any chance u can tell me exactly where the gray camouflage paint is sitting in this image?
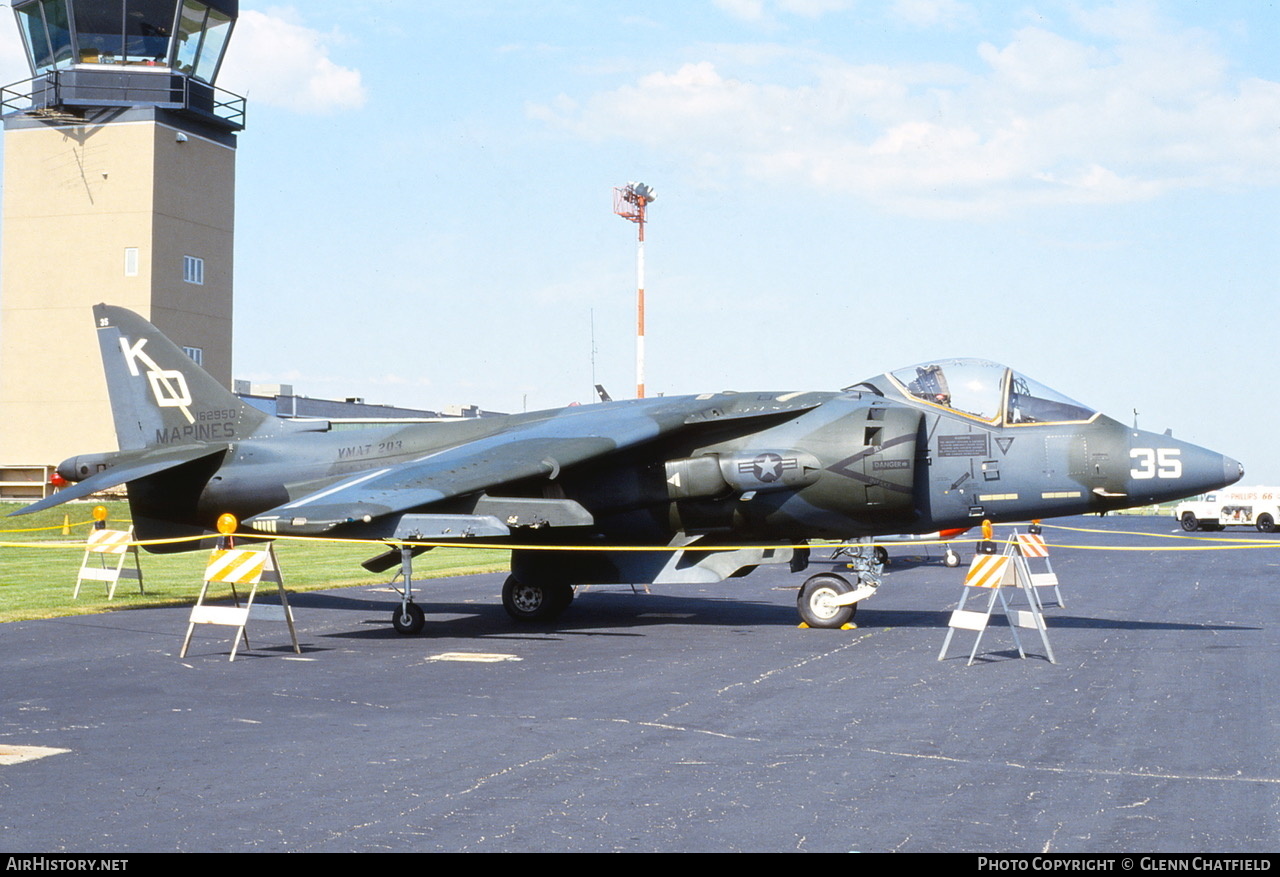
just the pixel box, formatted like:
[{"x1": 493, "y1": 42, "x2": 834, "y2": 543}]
[{"x1": 17, "y1": 305, "x2": 1243, "y2": 589}]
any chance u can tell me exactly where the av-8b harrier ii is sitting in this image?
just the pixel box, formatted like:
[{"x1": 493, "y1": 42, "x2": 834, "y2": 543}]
[{"x1": 17, "y1": 305, "x2": 1242, "y2": 633}]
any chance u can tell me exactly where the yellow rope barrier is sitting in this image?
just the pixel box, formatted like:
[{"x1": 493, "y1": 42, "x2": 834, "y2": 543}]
[
  {"x1": 0, "y1": 518, "x2": 99, "y2": 534},
  {"x1": 2, "y1": 527, "x2": 1278, "y2": 554},
  {"x1": 1039, "y1": 521, "x2": 1261, "y2": 544}
]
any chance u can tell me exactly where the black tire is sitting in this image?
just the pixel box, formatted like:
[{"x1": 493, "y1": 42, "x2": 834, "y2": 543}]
[
  {"x1": 873, "y1": 546, "x2": 889, "y2": 566},
  {"x1": 944, "y1": 550, "x2": 961, "y2": 568},
  {"x1": 1257, "y1": 514, "x2": 1276, "y2": 533},
  {"x1": 1180, "y1": 513, "x2": 1200, "y2": 532},
  {"x1": 392, "y1": 602, "x2": 425, "y2": 635},
  {"x1": 797, "y1": 573, "x2": 857, "y2": 629},
  {"x1": 502, "y1": 575, "x2": 572, "y2": 622}
]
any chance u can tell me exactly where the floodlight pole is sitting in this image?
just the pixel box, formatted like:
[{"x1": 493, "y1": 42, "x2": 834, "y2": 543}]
[
  {"x1": 635, "y1": 204, "x2": 646, "y2": 399},
  {"x1": 614, "y1": 183, "x2": 655, "y2": 399}
]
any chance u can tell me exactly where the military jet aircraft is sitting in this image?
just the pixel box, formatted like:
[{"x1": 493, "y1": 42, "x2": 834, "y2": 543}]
[{"x1": 16, "y1": 305, "x2": 1242, "y2": 633}]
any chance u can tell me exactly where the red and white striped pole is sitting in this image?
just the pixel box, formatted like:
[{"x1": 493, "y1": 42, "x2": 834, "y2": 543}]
[
  {"x1": 635, "y1": 198, "x2": 646, "y2": 399},
  {"x1": 614, "y1": 182, "x2": 656, "y2": 399}
]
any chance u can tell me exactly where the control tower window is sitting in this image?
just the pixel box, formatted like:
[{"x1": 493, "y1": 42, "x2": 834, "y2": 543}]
[
  {"x1": 64, "y1": 1, "x2": 189, "y2": 66},
  {"x1": 174, "y1": 1, "x2": 233, "y2": 83},
  {"x1": 123, "y1": 0, "x2": 177, "y2": 64},
  {"x1": 69, "y1": 0, "x2": 125, "y2": 62},
  {"x1": 16, "y1": 0, "x2": 73, "y2": 74}
]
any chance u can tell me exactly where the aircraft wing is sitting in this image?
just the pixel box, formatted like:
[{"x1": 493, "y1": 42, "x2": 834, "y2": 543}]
[
  {"x1": 10, "y1": 444, "x2": 229, "y2": 516},
  {"x1": 245, "y1": 393, "x2": 823, "y2": 537}
]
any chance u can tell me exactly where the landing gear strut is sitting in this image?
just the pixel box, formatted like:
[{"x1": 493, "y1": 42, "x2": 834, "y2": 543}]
[
  {"x1": 390, "y1": 545, "x2": 425, "y2": 635},
  {"x1": 801, "y1": 540, "x2": 884, "y2": 628},
  {"x1": 797, "y1": 573, "x2": 858, "y2": 628}
]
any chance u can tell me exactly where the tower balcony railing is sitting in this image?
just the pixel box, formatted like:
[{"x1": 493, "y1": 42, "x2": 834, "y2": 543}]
[{"x1": 0, "y1": 68, "x2": 245, "y2": 130}]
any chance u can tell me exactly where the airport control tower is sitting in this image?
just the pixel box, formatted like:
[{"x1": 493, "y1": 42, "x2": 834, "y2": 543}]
[{"x1": 0, "y1": 0, "x2": 243, "y2": 475}]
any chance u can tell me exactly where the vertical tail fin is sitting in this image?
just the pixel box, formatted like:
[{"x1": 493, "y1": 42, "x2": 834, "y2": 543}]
[{"x1": 94, "y1": 304, "x2": 283, "y2": 450}]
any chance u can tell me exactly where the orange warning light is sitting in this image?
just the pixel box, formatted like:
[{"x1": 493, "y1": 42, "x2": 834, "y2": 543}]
[
  {"x1": 216, "y1": 513, "x2": 238, "y2": 535},
  {"x1": 981, "y1": 519, "x2": 993, "y2": 540},
  {"x1": 92, "y1": 505, "x2": 108, "y2": 522}
]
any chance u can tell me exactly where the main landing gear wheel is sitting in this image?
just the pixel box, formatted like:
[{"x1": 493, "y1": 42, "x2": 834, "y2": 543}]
[
  {"x1": 392, "y1": 602, "x2": 425, "y2": 635},
  {"x1": 873, "y1": 546, "x2": 889, "y2": 566},
  {"x1": 502, "y1": 575, "x2": 573, "y2": 622},
  {"x1": 797, "y1": 573, "x2": 857, "y2": 629}
]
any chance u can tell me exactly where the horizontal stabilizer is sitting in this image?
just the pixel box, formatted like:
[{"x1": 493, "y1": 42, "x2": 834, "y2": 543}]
[{"x1": 10, "y1": 444, "x2": 228, "y2": 516}]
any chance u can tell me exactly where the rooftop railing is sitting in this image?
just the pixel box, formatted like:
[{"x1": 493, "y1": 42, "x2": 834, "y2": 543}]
[{"x1": 0, "y1": 68, "x2": 245, "y2": 130}]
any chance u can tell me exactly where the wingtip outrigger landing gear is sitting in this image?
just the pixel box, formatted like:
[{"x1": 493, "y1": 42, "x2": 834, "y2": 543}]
[
  {"x1": 362, "y1": 543, "x2": 430, "y2": 634},
  {"x1": 800, "y1": 539, "x2": 885, "y2": 629},
  {"x1": 392, "y1": 602, "x2": 425, "y2": 635},
  {"x1": 389, "y1": 544, "x2": 425, "y2": 635}
]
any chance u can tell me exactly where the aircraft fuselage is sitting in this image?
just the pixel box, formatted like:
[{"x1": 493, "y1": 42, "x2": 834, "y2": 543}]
[{"x1": 111, "y1": 387, "x2": 1237, "y2": 547}]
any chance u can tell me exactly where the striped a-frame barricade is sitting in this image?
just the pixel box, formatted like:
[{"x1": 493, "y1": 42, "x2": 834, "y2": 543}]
[
  {"x1": 1015, "y1": 530, "x2": 1065, "y2": 607},
  {"x1": 938, "y1": 537, "x2": 1056, "y2": 666},
  {"x1": 180, "y1": 542, "x2": 300, "y2": 662},
  {"x1": 74, "y1": 527, "x2": 144, "y2": 600}
]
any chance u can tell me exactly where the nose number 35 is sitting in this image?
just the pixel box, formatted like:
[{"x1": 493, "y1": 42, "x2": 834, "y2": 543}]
[{"x1": 1130, "y1": 448, "x2": 1182, "y2": 479}]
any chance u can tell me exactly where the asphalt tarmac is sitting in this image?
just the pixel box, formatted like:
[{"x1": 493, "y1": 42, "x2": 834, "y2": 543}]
[{"x1": 2, "y1": 515, "x2": 1277, "y2": 853}]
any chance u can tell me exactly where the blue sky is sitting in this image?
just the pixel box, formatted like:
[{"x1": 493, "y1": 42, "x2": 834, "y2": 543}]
[{"x1": 2, "y1": 1, "x2": 1278, "y2": 479}]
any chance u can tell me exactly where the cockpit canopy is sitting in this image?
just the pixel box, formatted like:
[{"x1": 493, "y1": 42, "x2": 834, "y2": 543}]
[{"x1": 849, "y1": 359, "x2": 1097, "y2": 427}]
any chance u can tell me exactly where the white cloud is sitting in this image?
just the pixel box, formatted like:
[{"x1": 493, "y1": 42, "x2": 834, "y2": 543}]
[
  {"x1": 531, "y1": 14, "x2": 1280, "y2": 217},
  {"x1": 776, "y1": 0, "x2": 855, "y2": 16},
  {"x1": 714, "y1": 0, "x2": 768, "y2": 21},
  {"x1": 889, "y1": 0, "x2": 976, "y2": 29},
  {"x1": 218, "y1": 8, "x2": 365, "y2": 114},
  {"x1": 713, "y1": 0, "x2": 853, "y2": 23}
]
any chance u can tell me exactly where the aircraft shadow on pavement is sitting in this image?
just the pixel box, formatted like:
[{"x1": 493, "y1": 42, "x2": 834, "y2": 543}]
[
  {"x1": 281, "y1": 587, "x2": 1256, "y2": 641},
  {"x1": 310, "y1": 589, "x2": 798, "y2": 640}
]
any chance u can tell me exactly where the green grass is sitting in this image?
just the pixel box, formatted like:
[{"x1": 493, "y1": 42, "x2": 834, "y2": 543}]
[
  {"x1": 2, "y1": 496, "x2": 1174, "y2": 624},
  {"x1": 0, "y1": 501, "x2": 510, "y2": 623}
]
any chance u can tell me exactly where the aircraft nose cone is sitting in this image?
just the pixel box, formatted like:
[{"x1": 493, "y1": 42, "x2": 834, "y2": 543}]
[
  {"x1": 1181, "y1": 447, "x2": 1243, "y2": 495},
  {"x1": 1123, "y1": 433, "x2": 1242, "y2": 505},
  {"x1": 1223, "y1": 456, "x2": 1244, "y2": 487}
]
